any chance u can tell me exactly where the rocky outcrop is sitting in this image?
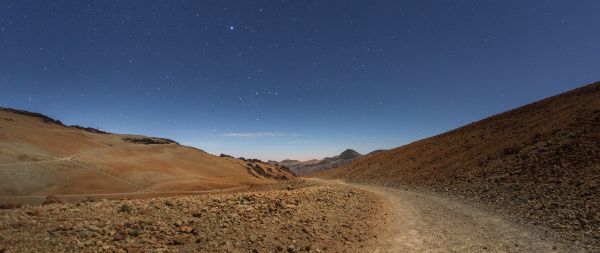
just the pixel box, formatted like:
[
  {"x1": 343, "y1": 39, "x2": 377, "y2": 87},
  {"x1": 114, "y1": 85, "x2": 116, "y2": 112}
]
[
  {"x1": 0, "y1": 107, "x2": 111, "y2": 134},
  {"x1": 70, "y1": 125, "x2": 110, "y2": 134},
  {"x1": 122, "y1": 137, "x2": 178, "y2": 145},
  {"x1": 0, "y1": 107, "x2": 63, "y2": 125}
]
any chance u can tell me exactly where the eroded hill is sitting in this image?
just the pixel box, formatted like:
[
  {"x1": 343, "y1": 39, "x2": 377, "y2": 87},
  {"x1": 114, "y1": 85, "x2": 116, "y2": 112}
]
[
  {"x1": 0, "y1": 108, "x2": 293, "y2": 204},
  {"x1": 320, "y1": 81, "x2": 600, "y2": 248}
]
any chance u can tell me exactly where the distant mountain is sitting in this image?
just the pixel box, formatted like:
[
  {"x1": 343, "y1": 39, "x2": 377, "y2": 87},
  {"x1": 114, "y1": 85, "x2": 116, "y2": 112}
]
[
  {"x1": 278, "y1": 149, "x2": 366, "y2": 175},
  {"x1": 338, "y1": 149, "x2": 362, "y2": 160}
]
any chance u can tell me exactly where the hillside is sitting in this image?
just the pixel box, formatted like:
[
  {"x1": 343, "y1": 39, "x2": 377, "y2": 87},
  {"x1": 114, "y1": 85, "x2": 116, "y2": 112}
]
[
  {"x1": 320, "y1": 82, "x2": 600, "y2": 247},
  {"x1": 0, "y1": 108, "x2": 293, "y2": 204}
]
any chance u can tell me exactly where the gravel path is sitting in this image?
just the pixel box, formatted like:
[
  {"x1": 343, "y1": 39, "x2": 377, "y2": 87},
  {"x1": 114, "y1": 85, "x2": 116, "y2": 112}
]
[
  {"x1": 310, "y1": 178, "x2": 585, "y2": 253},
  {"x1": 1, "y1": 178, "x2": 589, "y2": 252}
]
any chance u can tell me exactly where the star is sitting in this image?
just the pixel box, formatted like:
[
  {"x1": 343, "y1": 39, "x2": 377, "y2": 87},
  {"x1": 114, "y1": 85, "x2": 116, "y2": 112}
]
[{"x1": 229, "y1": 26, "x2": 235, "y2": 30}]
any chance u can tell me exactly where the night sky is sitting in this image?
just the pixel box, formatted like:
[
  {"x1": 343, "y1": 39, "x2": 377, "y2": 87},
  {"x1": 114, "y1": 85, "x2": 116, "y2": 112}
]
[{"x1": 1, "y1": 1, "x2": 599, "y2": 160}]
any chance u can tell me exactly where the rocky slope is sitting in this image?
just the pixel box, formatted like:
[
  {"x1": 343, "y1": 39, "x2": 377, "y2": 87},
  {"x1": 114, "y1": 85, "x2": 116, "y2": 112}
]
[
  {"x1": 320, "y1": 81, "x2": 600, "y2": 249},
  {"x1": 0, "y1": 108, "x2": 293, "y2": 205},
  {"x1": 0, "y1": 180, "x2": 388, "y2": 252}
]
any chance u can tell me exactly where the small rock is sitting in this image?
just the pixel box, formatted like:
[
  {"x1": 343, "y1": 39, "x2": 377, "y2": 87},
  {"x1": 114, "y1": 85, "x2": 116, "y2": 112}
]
[
  {"x1": 174, "y1": 220, "x2": 183, "y2": 227},
  {"x1": 173, "y1": 235, "x2": 187, "y2": 245},
  {"x1": 62, "y1": 222, "x2": 74, "y2": 231},
  {"x1": 118, "y1": 204, "x2": 132, "y2": 213},
  {"x1": 49, "y1": 222, "x2": 73, "y2": 232},
  {"x1": 249, "y1": 234, "x2": 258, "y2": 243},
  {"x1": 139, "y1": 207, "x2": 149, "y2": 215},
  {"x1": 180, "y1": 226, "x2": 193, "y2": 233},
  {"x1": 42, "y1": 195, "x2": 64, "y2": 205},
  {"x1": 286, "y1": 245, "x2": 298, "y2": 253},
  {"x1": 25, "y1": 209, "x2": 41, "y2": 216},
  {"x1": 129, "y1": 229, "x2": 141, "y2": 237},
  {"x1": 113, "y1": 231, "x2": 125, "y2": 241},
  {"x1": 126, "y1": 247, "x2": 142, "y2": 253},
  {"x1": 275, "y1": 200, "x2": 286, "y2": 208}
]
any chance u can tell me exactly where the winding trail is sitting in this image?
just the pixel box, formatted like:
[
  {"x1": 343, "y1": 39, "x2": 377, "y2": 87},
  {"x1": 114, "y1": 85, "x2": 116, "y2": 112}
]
[{"x1": 309, "y1": 178, "x2": 574, "y2": 253}]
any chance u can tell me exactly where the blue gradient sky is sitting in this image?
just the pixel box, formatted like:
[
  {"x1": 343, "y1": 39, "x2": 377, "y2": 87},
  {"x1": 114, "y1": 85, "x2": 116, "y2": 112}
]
[{"x1": 1, "y1": 1, "x2": 599, "y2": 160}]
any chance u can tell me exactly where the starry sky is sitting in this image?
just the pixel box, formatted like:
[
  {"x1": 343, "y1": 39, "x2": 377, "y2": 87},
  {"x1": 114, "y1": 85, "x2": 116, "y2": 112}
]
[{"x1": 1, "y1": 1, "x2": 599, "y2": 161}]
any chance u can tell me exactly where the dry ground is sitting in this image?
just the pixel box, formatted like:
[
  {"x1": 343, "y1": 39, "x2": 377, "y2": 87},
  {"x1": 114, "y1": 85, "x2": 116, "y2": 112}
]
[
  {"x1": 0, "y1": 108, "x2": 293, "y2": 204},
  {"x1": 319, "y1": 81, "x2": 600, "y2": 249},
  {"x1": 0, "y1": 179, "x2": 388, "y2": 253},
  {"x1": 2, "y1": 178, "x2": 590, "y2": 252},
  {"x1": 313, "y1": 179, "x2": 587, "y2": 252}
]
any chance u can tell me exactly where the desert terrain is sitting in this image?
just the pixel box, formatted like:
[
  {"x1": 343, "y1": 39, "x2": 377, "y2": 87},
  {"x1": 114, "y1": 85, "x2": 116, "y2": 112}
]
[
  {"x1": 0, "y1": 82, "x2": 599, "y2": 252},
  {"x1": 320, "y1": 81, "x2": 600, "y2": 250},
  {"x1": 0, "y1": 179, "x2": 389, "y2": 252},
  {"x1": 0, "y1": 108, "x2": 293, "y2": 205}
]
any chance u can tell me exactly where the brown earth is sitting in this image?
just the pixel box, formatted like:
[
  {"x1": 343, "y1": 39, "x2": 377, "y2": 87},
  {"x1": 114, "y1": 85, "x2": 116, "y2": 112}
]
[
  {"x1": 1, "y1": 82, "x2": 598, "y2": 252},
  {"x1": 0, "y1": 177, "x2": 580, "y2": 252},
  {"x1": 319, "y1": 81, "x2": 600, "y2": 250},
  {"x1": 0, "y1": 179, "x2": 388, "y2": 253},
  {"x1": 0, "y1": 108, "x2": 293, "y2": 205}
]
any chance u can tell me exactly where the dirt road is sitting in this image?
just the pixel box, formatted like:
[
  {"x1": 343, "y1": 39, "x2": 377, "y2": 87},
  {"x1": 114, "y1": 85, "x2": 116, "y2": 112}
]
[{"x1": 310, "y1": 178, "x2": 580, "y2": 253}]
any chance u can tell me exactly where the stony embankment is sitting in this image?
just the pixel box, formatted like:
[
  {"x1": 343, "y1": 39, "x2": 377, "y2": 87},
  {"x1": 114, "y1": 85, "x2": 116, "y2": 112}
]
[{"x1": 0, "y1": 180, "x2": 388, "y2": 252}]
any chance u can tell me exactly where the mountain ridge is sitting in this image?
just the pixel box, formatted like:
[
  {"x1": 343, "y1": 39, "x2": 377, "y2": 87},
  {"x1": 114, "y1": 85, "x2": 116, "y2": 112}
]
[{"x1": 274, "y1": 148, "x2": 368, "y2": 175}]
